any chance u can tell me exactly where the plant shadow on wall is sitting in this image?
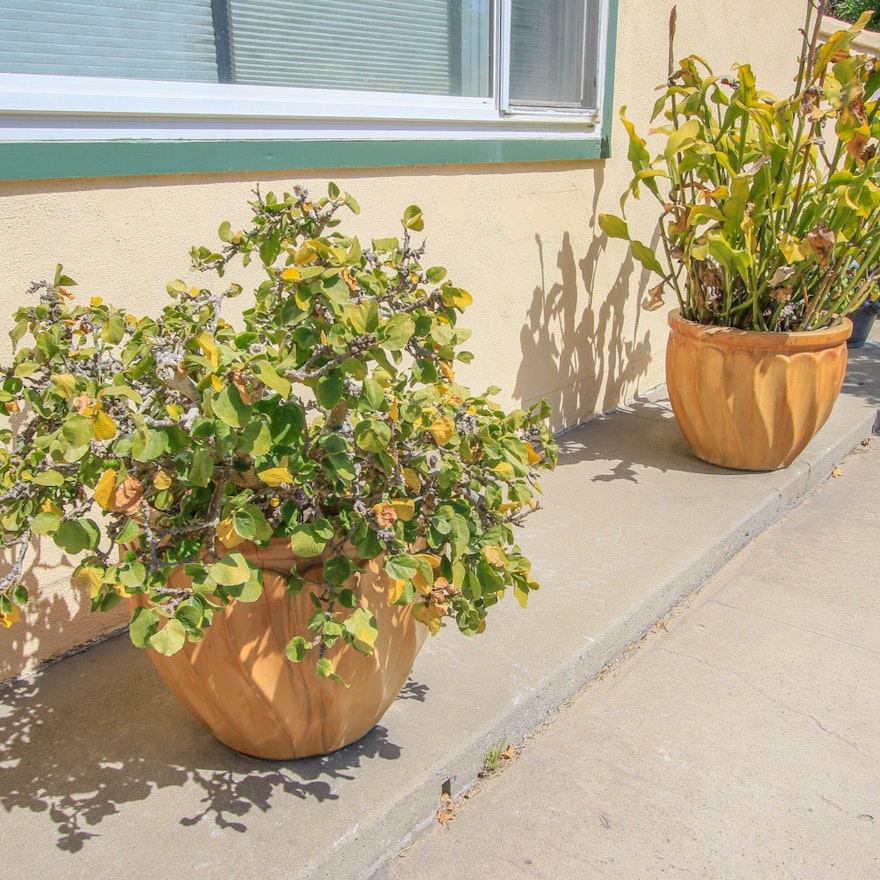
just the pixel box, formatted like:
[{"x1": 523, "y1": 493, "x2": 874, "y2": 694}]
[
  {"x1": 515, "y1": 180, "x2": 652, "y2": 429},
  {"x1": 0, "y1": 536, "x2": 128, "y2": 683},
  {"x1": 0, "y1": 635, "x2": 426, "y2": 853}
]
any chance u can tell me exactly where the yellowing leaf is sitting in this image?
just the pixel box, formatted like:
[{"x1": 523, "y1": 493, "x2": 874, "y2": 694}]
[
  {"x1": 41, "y1": 499, "x2": 63, "y2": 516},
  {"x1": 94, "y1": 469, "x2": 119, "y2": 511},
  {"x1": 217, "y1": 517, "x2": 245, "y2": 549},
  {"x1": 403, "y1": 468, "x2": 421, "y2": 491},
  {"x1": 294, "y1": 245, "x2": 317, "y2": 265},
  {"x1": 413, "y1": 570, "x2": 432, "y2": 595},
  {"x1": 282, "y1": 266, "x2": 302, "y2": 281},
  {"x1": 426, "y1": 417, "x2": 455, "y2": 446},
  {"x1": 387, "y1": 578, "x2": 407, "y2": 605},
  {"x1": 258, "y1": 466, "x2": 294, "y2": 487},
  {"x1": 390, "y1": 499, "x2": 415, "y2": 522},
  {"x1": 412, "y1": 601, "x2": 444, "y2": 635},
  {"x1": 73, "y1": 564, "x2": 104, "y2": 598},
  {"x1": 492, "y1": 461, "x2": 515, "y2": 480},
  {"x1": 210, "y1": 375, "x2": 223, "y2": 392},
  {"x1": 0, "y1": 604, "x2": 21, "y2": 628},
  {"x1": 92, "y1": 411, "x2": 117, "y2": 441},
  {"x1": 90, "y1": 296, "x2": 103, "y2": 306},
  {"x1": 166, "y1": 403, "x2": 184, "y2": 420},
  {"x1": 416, "y1": 553, "x2": 442, "y2": 570},
  {"x1": 154, "y1": 471, "x2": 173, "y2": 490},
  {"x1": 481, "y1": 546, "x2": 507, "y2": 568},
  {"x1": 195, "y1": 332, "x2": 219, "y2": 370},
  {"x1": 525, "y1": 443, "x2": 542, "y2": 465},
  {"x1": 514, "y1": 585, "x2": 529, "y2": 609},
  {"x1": 441, "y1": 287, "x2": 473, "y2": 309},
  {"x1": 51, "y1": 373, "x2": 77, "y2": 400}
]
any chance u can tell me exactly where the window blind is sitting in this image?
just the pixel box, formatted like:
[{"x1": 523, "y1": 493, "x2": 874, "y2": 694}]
[
  {"x1": 0, "y1": 0, "x2": 219, "y2": 82},
  {"x1": 509, "y1": 0, "x2": 599, "y2": 109},
  {"x1": 225, "y1": 0, "x2": 491, "y2": 97}
]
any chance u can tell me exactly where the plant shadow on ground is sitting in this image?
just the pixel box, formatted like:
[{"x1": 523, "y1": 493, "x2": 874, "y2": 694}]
[
  {"x1": 0, "y1": 633, "x2": 425, "y2": 852},
  {"x1": 843, "y1": 340, "x2": 880, "y2": 410}
]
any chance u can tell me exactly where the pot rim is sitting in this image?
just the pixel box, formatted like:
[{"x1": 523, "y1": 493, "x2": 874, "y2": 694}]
[{"x1": 668, "y1": 309, "x2": 853, "y2": 352}]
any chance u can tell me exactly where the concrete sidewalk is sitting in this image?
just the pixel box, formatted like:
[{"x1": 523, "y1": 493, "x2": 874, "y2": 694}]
[
  {"x1": 380, "y1": 423, "x2": 880, "y2": 880},
  {"x1": 2, "y1": 335, "x2": 880, "y2": 880}
]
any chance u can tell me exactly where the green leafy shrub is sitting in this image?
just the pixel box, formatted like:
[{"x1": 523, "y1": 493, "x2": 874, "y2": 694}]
[
  {"x1": 829, "y1": 0, "x2": 880, "y2": 31},
  {"x1": 0, "y1": 184, "x2": 556, "y2": 681}
]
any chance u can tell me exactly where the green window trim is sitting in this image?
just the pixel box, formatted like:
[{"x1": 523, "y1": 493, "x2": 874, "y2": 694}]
[
  {"x1": 0, "y1": 2, "x2": 617, "y2": 183},
  {"x1": 0, "y1": 137, "x2": 609, "y2": 182}
]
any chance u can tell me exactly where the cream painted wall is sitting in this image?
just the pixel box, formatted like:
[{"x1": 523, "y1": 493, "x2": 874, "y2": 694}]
[{"x1": 0, "y1": 0, "x2": 807, "y2": 681}]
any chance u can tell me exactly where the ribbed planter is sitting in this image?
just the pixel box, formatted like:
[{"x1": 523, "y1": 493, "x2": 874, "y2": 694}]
[
  {"x1": 136, "y1": 540, "x2": 425, "y2": 760},
  {"x1": 666, "y1": 310, "x2": 851, "y2": 471}
]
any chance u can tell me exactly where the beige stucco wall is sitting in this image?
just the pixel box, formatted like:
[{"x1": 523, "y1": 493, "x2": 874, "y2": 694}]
[{"x1": 0, "y1": 0, "x2": 808, "y2": 681}]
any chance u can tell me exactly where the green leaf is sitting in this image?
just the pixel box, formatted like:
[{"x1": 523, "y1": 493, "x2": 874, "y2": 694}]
[
  {"x1": 31, "y1": 511, "x2": 61, "y2": 536},
  {"x1": 426, "y1": 266, "x2": 447, "y2": 284},
  {"x1": 402, "y1": 205, "x2": 424, "y2": 231},
  {"x1": 598, "y1": 213, "x2": 630, "y2": 240},
  {"x1": 664, "y1": 118, "x2": 702, "y2": 161},
  {"x1": 132, "y1": 429, "x2": 169, "y2": 462},
  {"x1": 233, "y1": 505, "x2": 273, "y2": 543},
  {"x1": 252, "y1": 361, "x2": 291, "y2": 398},
  {"x1": 316, "y1": 656, "x2": 349, "y2": 686},
  {"x1": 316, "y1": 370, "x2": 344, "y2": 408},
  {"x1": 129, "y1": 606, "x2": 159, "y2": 648},
  {"x1": 100, "y1": 313, "x2": 126, "y2": 345},
  {"x1": 213, "y1": 384, "x2": 252, "y2": 427},
  {"x1": 269, "y1": 404, "x2": 305, "y2": 445},
  {"x1": 149, "y1": 619, "x2": 187, "y2": 656},
  {"x1": 208, "y1": 551, "x2": 251, "y2": 587},
  {"x1": 237, "y1": 420, "x2": 272, "y2": 456},
  {"x1": 630, "y1": 239, "x2": 666, "y2": 276},
  {"x1": 385, "y1": 554, "x2": 419, "y2": 580},
  {"x1": 382, "y1": 314, "x2": 415, "y2": 351},
  {"x1": 54, "y1": 520, "x2": 92, "y2": 554},
  {"x1": 32, "y1": 470, "x2": 65, "y2": 487},
  {"x1": 350, "y1": 300, "x2": 379, "y2": 334},
  {"x1": 343, "y1": 607, "x2": 378, "y2": 654},
  {"x1": 289, "y1": 523, "x2": 330, "y2": 558},
  {"x1": 361, "y1": 378, "x2": 386, "y2": 410},
  {"x1": 117, "y1": 519, "x2": 140, "y2": 545},
  {"x1": 50, "y1": 374, "x2": 77, "y2": 399},
  {"x1": 354, "y1": 419, "x2": 392, "y2": 453},
  {"x1": 189, "y1": 449, "x2": 214, "y2": 488},
  {"x1": 118, "y1": 561, "x2": 147, "y2": 588},
  {"x1": 372, "y1": 237, "x2": 399, "y2": 253},
  {"x1": 285, "y1": 635, "x2": 310, "y2": 662},
  {"x1": 324, "y1": 555, "x2": 357, "y2": 585}
]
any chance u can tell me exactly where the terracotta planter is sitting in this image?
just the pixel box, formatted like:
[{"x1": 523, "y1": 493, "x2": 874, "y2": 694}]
[
  {"x1": 666, "y1": 310, "x2": 851, "y2": 471},
  {"x1": 135, "y1": 540, "x2": 426, "y2": 760}
]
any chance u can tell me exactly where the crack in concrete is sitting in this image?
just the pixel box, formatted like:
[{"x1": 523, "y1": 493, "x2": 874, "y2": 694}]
[
  {"x1": 706, "y1": 599, "x2": 880, "y2": 657},
  {"x1": 657, "y1": 647, "x2": 880, "y2": 766}
]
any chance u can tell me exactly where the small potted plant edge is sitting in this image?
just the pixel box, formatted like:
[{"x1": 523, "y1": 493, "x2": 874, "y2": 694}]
[
  {"x1": 0, "y1": 184, "x2": 557, "y2": 759},
  {"x1": 599, "y1": 1, "x2": 880, "y2": 470}
]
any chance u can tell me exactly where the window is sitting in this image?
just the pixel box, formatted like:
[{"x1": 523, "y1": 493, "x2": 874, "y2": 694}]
[{"x1": 0, "y1": 1, "x2": 618, "y2": 179}]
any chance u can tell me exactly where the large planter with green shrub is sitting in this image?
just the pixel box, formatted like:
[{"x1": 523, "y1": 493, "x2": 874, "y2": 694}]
[{"x1": 0, "y1": 184, "x2": 556, "y2": 758}]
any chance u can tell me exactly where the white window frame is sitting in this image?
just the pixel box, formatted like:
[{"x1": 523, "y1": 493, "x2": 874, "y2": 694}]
[{"x1": 0, "y1": 0, "x2": 610, "y2": 143}]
